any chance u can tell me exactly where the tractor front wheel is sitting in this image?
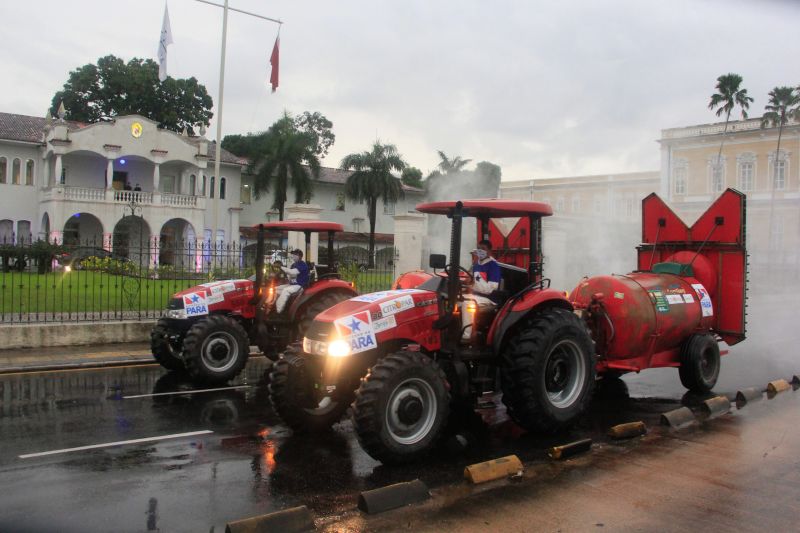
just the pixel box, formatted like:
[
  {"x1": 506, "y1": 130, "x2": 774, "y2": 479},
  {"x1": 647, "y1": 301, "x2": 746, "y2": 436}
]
[
  {"x1": 351, "y1": 351, "x2": 450, "y2": 465},
  {"x1": 500, "y1": 308, "x2": 596, "y2": 433},
  {"x1": 679, "y1": 334, "x2": 720, "y2": 393},
  {"x1": 268, "y1": 348, "x2": 350, "y2": 432},
  {"x1": 183, "y1": 315, "x2": 249, "y2": 384},
  {"x1": 150, "y1": 318, "x2": 185, "y2": 371}
]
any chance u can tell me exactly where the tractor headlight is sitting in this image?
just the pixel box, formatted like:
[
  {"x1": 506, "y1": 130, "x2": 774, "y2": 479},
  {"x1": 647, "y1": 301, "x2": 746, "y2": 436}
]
[
  {"x1": 327, "y1": 339, "x2": 351, "y2": 358},
  {"x1": 166, "y1": 308, "x2": 187, "y2": 319}
]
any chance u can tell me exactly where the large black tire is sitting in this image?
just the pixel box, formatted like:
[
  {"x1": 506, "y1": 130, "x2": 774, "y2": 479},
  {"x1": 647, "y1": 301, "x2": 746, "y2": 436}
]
[
  {"x1": 678, "y1": 333, "x2": 720, "y2": 393},
  {"x1": 268, "y1": 348, "x2": 351, "y2": 432},
  {"x1": 296, "y1": 291, "x2": 353, "y2": 338},
  {"x1": 183, "y1": 315, "x2": 250, "y2": 384},
  {"x1": 500, "y1": 307, "x2": 596, "y2": 433},
  {"x1": 150, "y1": 318, "x2": 185, "y2": 371},
  {"x1": 351, "y1": 351, "x2": 450, "y2": 465}
]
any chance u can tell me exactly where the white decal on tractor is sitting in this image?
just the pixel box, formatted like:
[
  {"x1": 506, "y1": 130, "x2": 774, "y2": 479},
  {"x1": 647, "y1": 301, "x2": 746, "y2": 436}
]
[
  {"x1": 333, "y1": 311, "x2": 377, "y2": 353},
  {"x1": 183, "y1": 292, "x2": 209, "y2": 316},
  {"x1": 691, "y1": 283, "x2": 713, "y2": 317},
  {"x1": 373, "y1": 314, "x2": 397, "y2": 333},
  {"x1": 380, "y1": 295, "x2": 415, "y2": 316}
]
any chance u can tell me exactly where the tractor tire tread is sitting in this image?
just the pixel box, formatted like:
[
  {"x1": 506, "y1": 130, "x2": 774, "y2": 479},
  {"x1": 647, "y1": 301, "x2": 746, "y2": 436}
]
[
  {"x1": 150, "y1": 318, "x2": 185, "y2": 371},
  {"x1": 183, "y1": 314, "x2": 249, "y2": 384}
]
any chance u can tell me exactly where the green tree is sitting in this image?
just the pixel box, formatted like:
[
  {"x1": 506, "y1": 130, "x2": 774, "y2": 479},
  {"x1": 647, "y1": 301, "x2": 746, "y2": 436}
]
[
  {"x1": 708, "y1": 73, "x2": 753, "y2": 164},
  {"x1": 341, "y1": 142, "x2": 407, "y2": 268},
  {"x1": 50, "y1": 55, "x2": 213, "y2": 134},
  {"x1": 222, "y1": 111, "x2": 334, "y2": 159},
  {"x1": 435, "y1": 150, "x2": 472, "y2": 175},
  {"x1": 249, "y1": 112, "x2": 320, "y2": 220},
  {"x1": 401, "y1": 166, "x2": 424, "y2": 188},
  {"x1": 761, "y1": 86, "x2": 800, "y2": 248}
]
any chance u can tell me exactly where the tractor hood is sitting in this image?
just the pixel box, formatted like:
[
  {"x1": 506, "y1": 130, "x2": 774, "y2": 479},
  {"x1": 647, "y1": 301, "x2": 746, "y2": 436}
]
[
  {"x1": 172, "y1": 279, "x2": 255, "y2": 311},
  {"x1": 308, "y1": 289, "x2": 439, "y2": 351}
]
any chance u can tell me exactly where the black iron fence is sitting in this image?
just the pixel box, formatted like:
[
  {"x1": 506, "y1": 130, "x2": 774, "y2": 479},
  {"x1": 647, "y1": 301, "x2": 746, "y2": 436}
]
[{"x1": 1, "y1": 237, "x2": 397, "y2": 324}]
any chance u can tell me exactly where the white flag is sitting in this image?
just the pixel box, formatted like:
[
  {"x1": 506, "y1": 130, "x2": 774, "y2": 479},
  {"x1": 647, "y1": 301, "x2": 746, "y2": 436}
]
[{"x1": 158, "y1": 3, "x2": 173, "y2": 82}]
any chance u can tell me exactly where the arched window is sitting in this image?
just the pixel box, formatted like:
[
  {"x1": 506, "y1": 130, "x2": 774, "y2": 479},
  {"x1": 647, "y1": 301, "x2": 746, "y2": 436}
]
[
  {"x1": 25, "y1": 159, "x2": 34, "y2": 185},
  {"x1": 209, "y1": 176, "x2": 215, "y2": 198},
  {"x1": 0, "y1": 219, "x2": 13, "y2": 243},
  {"x1": 17, "y1": 220, "x2": 31, "y2": 243},
  {"x1": 220, "y1": 177, "x2": 226, "y2": 199},
  {"x1": 201, "y1": 175, "x2": 207, "y2": 196},
  {"x1": 0, "y1": 157, "x2": 6, "y2": 184},
  {"x1": 189, "y1": 174, "x2": 196, "y2": 196},
  {"x1": 12, "y1": 158, "x2": 21, "y2": 185}
]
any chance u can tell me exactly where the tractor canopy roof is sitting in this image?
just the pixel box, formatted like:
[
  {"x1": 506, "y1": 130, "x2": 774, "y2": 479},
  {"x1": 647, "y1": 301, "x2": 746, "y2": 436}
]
[
  {"x1": 416, "y1": 199, "x2": 553, "y2": 218},
  {"x1": 254, "y1": 220, "x2": 344, "y2": 232}
]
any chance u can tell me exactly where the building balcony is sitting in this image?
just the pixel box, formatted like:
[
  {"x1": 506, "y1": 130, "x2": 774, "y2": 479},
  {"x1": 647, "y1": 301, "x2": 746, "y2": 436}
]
[{"x1": 40, "y1": 185, "x2": 207, "y2": 210}]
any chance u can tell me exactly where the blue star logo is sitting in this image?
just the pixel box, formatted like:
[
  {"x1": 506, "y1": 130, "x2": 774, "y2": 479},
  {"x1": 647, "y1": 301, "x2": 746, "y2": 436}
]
[
  {"x1": 191, "y1": 294, "x2": 200, "y2": 303},
  {"x1": 347, "y1": 318, "x2": 361, "y2": 332}
]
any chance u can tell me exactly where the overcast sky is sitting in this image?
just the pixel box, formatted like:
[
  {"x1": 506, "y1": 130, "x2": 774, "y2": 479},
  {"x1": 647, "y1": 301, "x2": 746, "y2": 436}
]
[{"x1": 1, "y1": 0, "x2": 798, "y2": 181}]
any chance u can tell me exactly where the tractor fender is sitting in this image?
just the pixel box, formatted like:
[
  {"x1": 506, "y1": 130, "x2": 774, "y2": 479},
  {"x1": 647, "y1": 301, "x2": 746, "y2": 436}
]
[
  {"x1": 489, "y1": 288, "x2": 573, "y2": 354},
  {"x1": 287, "y1": 279, "x2": 358, "y2": 318}
]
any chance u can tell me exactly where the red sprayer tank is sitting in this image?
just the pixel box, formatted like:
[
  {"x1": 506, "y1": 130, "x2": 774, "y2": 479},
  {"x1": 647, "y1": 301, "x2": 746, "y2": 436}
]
[{"x1": 569, "y1": 189, "x2": 747, "y2": 374}]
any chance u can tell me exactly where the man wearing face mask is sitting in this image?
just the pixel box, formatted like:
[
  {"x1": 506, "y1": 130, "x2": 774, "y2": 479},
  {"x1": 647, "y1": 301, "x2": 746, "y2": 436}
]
[
  {"x1": 462, "y1": 239, "x2": 502, "y2": 339},
  {"x1": 274, "y1": 249, "x2": 310, "y2": 314}
]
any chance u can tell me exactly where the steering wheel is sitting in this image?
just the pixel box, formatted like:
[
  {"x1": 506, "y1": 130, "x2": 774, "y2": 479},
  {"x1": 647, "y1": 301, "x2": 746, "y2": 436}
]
[
  {"x1": 447, "y1": 264, "x2": 474, "y2": 285},
  {"x1": 269, "y1": 262, "x2": 288, "y2": 282}
]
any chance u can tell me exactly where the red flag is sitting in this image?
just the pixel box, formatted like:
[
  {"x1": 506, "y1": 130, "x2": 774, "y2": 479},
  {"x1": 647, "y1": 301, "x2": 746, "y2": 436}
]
[{"x1": 269, "y1": 36, "x2": 280, "y2": 93}]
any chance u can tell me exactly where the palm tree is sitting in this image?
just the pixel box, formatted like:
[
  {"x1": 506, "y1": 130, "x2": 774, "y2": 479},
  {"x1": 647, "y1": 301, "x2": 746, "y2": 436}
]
[
  {"x1": 436, "y1": 151, "x2": 472, "y2": 175},
  {"x1": 760, "y1": 86, "x2": 800, "y2": 258},
  {"x1": 341, "y1": 142, "x2": 406, "y2": 268},
  {"x1": 249, "y1": 111, "x2": 320, "y2": 220},
  {"x1": 708, "y1": 73, "x2": 754, "y2": 168}
]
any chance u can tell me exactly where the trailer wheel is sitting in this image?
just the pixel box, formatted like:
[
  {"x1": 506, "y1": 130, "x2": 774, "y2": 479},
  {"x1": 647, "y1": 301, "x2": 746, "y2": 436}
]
[
  {"x1": 150, "y1": 318, "x2": 185, "y2": 371},
  {"x1": 351, "y1": 351, "x2": 450, "y2": 465},
  {"x1": 679, "y1": 334, "x2": 720, "y2": 393},
  {"x1": 296, "y1": 291, "x2": 352, "y2": 337},
  {"x1": 268, "y1": 348, "x2": 350, "y2": 432},
  {"x1": 500, "y1": 307, "x2": 596, "y2": 433},
  {"x1": 183, "y1": 315, "x2": 249, "y2": 384}
]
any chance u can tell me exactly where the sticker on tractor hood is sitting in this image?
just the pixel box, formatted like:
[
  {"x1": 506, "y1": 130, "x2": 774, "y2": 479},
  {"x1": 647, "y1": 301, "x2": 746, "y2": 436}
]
[
  {"x1": 380, "y1": 295, "x2": 415, "y2": 316},
  {"x1": 665, "y1": 294, "x2": 684, "y2": 305},
  {"x1": 334, "y1": 311, "x2": 377, "y2": 353},
  {"x1": 183, "y1": 292, "x2": 209, "y2": 316},
  {"x1": 373, "y1": 314, "x2": 397, "y2": 333},
  {"x1": 351, "y1": 289, "x2": 425, "y2": 303},
  {"x1": 206, "y1": 292, "x2": 225, "y2": 305},
  {"x1": 210, "y1": 282, "x2": 236, "y2": 295},
  {"x1": 691, "y1": 283, "x2": 713, "y2": 317}
]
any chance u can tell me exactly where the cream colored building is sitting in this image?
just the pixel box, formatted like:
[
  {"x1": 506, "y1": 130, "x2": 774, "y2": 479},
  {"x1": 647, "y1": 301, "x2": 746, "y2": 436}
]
[{"x1": 660, "y1": 117, "x2": 800, "y2": 276}]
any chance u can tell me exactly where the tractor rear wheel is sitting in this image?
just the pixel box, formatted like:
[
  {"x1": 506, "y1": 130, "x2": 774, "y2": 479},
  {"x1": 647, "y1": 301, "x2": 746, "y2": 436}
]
[
  {"x1": 500, "y1": 308, "x2": 595, "y2": 433},
  {"x1": 679, "y1": 333, "x2": 720, "y2": 393},
  {"x1": 351, "y1": 351, "x2": 450, "y2": 465},
  {"x1": 296, "y1": 291, "x2": 352, "y2": 338},
  {"x1": 150, "y1": 318, "x2": 185, "y2": 371},
  {"x1": 268, "y1": 348, "x2": 351, "y2": 432},
  {"x1": 183, "y1": 315, "x2": 249, "y2": 384}
]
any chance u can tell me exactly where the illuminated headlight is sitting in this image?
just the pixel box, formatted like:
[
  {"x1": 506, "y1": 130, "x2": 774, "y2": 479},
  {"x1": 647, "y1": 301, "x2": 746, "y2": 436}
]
[
  {"x1": 166, "y1": 308, "x2": 187, "y2": 319},
  {"x1": 327, "y1": 339, "x2": 351, "y2": 357},
  {"x1": 302, "y1": 337, "x2": 351, "y2": 357}
]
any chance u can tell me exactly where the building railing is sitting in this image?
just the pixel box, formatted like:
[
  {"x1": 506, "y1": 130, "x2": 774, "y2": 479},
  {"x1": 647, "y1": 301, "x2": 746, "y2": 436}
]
[
  {"x1": 63, "y1": 186, "x2": 106, "y2": 201},
  {"x1": 40, "y1": 186, "x2": 204, "y2": 209},
  {"x1": 161, "y1": 193, "x2": 198, "y2": 207},
  {"x1": 662, "y1": 117, "x2": 800, "y2": 140},
  {"x1": 113, "y1": 189, "x2": 153, "y2": 204}
]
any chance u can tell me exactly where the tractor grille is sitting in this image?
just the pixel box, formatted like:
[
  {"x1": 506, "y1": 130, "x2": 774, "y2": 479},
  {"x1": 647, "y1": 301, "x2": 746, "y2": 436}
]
[
  {"x1": 167, "y1": 297, "x2": 183, "y2": 310},
  {"x1": 304, "y1": 320, "x2": 335, "y2": 342}
]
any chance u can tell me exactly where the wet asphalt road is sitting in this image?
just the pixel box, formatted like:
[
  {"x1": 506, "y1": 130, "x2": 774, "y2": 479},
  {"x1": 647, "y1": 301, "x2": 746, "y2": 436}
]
[{"x1": 0, "y1": 293, "x2": 798, "y2": 532}]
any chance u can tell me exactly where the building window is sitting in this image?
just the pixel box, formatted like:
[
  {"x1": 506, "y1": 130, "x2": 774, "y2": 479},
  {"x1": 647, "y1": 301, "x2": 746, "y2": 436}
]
[
  {"x1": 25, "y1": 159, "x2": 34, "y2": 186},
  {"x1": 774, "y1": 161, "x2": 786, "y2": 190},
  {"x1": 161, "y1": 175, "x2": 175, "y2": 194},
  {"x1": 672, "y1": 166, "x2": 687, "y2": 194},
  {"x1": 0, "y1": 157, "x2": 6, "y2": 184},
  {"x1": 17, "y1": 220, "x2": 31, "y2": 242},
  {"x1": 555, "y1": 197, "x2": 565, "y2": 212},
  {"x1": 572, "y1": 197, "x2": 581, "y2": 213},
  {"x1": 625, "y1": 198, "x2": 635, "y2": 217},
  {"x1": 60, "y1": 166, "x2": 67, "y2": 184},
  {"x1": 210, "y1": 177, "x2": 215, "y2": 198},
  {"x1": 201, "y1": 175, "x2": 207, "y2": 196},
  {"x1": 216, "y1": 229, "x2": 225, "y2": 244},
  {"x1": 240, "y1": 184, "x2": 251, "y2": 204},
  {"x1": 738, "y1": 161, "x2": 754, "y2": 191},
  {"x1": 189, "y1": 174, "x2": 196, "y2": 196},
  {"x1": 12, "y1": 158, "x2": 21, "y2": 185},
  {"x1": 336, "y1": 192, "x2": 346, "y2": 211},
  {"x1": 711, "y1": 165, "x2": 724, "y2": 193},
  {"x1": 383, "y1": 199, "x2": 395, "y2": 215},
  {"x1": 0, "y1": 219, "x2": 13, "y2": 243},
  {"x1": 220, "y1": 177, "x2": 226, "y2": 199},
  {"x1": 593, "y1": 197, "x2": 603, "y2": 214}
]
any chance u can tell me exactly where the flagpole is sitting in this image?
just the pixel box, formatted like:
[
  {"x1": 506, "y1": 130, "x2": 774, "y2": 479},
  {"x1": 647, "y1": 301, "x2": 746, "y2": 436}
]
[{"x1": 210, "y1": 0, "x2": 229, "y2": 248}]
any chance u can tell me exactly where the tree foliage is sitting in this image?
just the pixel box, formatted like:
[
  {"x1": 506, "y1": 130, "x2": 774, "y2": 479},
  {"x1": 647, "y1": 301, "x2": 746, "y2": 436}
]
[
  {"x1": 708, "y1": 73, "x2": 753, "y2": 162},
  {"x1": 401, "y1": 166, "x2": 424, "y2": 189},
  {"x1": 435, "y1": 150, "x2": 472, "y2": 175},
  {"x1": 222, "y1": 111, "x2": 334, "y2": 160},
  {"x1": 341, "y1": 142, "x2": 406, "y2": 267},
  {"x1": 50, "y1": 55, "x2": 213, "y2": 134},
  {"x1": 249, "y1": 112, "x2": 320, "y2": 220}
]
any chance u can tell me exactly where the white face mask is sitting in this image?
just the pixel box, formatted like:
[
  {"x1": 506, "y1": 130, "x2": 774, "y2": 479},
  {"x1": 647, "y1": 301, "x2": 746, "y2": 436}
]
[
  {"x1": 290, "y1": 254, "x2": 300, "y2": 263},
  {"x1": 475, "y1": 249, "x2": 488, "y2": 260}
]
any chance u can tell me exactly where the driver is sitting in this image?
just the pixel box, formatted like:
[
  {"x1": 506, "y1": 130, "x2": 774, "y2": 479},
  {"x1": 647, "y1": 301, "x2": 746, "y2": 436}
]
[
  {"x1": 462, "y1": 239, "x2": 501, "y2": 339},
  {"x1": 274, "y1": 249, "x2": 310, "y2": 314}
]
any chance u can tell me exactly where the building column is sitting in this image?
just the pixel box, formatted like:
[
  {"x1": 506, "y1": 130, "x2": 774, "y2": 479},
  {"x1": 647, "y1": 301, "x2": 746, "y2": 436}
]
[
  {"x1": 392, "y1": 213, "x2": 426, "y2": 276},
  {"x1": 153, "y1": 163, "x2": 160, "y2": 191},
  {"x1": 106, "y1": 159, "x2": 114, "y2": 189},
  {"x1": 54, "y1": 154, "x2": 63, "y2": 185},
  {"x1": 284, "y1": 203, "x2": 323, "y2": 263}
]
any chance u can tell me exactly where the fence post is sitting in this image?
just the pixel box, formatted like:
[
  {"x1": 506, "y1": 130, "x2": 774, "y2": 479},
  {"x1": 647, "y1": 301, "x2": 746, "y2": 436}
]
[{"x1": 392, "y1": 213, "x2": 426, "y2": 276}]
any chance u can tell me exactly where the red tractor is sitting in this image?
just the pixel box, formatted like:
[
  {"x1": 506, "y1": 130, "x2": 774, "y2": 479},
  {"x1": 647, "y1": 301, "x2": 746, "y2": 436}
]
[
  {"x1": 269, "y1": 191, "x2": 747, "y2": 464},
  {"x1": 150, "y1": 220, "x2": 357, "y2": 384}
]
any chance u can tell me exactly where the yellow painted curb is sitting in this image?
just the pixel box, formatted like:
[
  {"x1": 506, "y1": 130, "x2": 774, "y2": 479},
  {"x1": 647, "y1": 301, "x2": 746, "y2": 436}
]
[
  {"x1": 464, "y1": 455, "x2": 523, "y2": 484},
  {"x1": 767, "y1": 379, "x2": 791, "y2": 395},
  {"x1": 548, "y1": 438, "x2": 593, "y2": 459},
  {"x1": 608, "y1": 421, "x2": 647, "y2": 439}
]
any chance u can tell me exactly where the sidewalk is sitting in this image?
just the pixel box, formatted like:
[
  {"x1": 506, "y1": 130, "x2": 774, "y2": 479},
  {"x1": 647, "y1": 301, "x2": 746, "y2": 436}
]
[{"x1": 0, "y1": 342, "x2": 155, "y2": 374}]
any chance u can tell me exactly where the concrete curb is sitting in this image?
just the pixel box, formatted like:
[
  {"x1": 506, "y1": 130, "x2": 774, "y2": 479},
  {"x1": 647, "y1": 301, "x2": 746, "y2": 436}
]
[{"x1": 0, "y1": 356, "x2": 157, "y2": 374}]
